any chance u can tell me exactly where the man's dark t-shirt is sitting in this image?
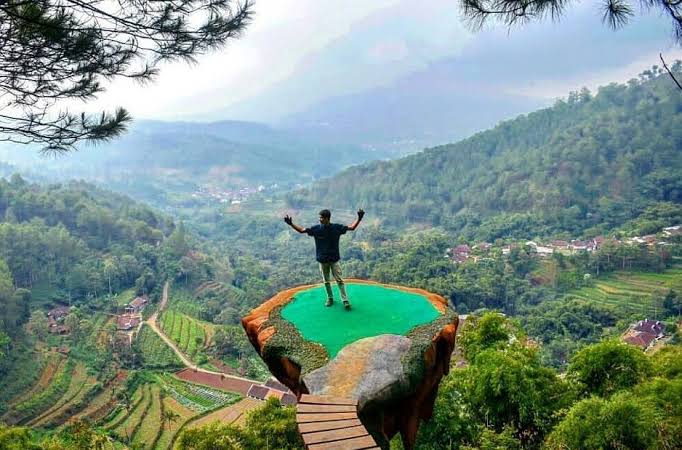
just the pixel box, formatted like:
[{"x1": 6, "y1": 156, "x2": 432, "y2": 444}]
[{"x1": 305, "y1": 223, "x2": 348, "y2": 263}]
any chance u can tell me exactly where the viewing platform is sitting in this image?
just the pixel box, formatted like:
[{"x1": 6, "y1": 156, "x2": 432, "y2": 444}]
[{"x1": 242, "y1": 280, "x2": 458, "y2": 449}]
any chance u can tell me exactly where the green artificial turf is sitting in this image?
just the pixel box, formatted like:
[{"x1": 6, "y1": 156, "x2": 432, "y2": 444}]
[{"x1": 281, "y1": 283, "x2": 442, "y2": 358}]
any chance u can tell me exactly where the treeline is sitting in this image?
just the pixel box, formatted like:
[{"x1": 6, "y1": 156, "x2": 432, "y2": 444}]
[
  {"x1": 417, "y1": 313, "x2": 682, "y2": 449},
  {"x1": 286, "y1": 65, "x2": 682, "y2": 241},
  {"x1": 0, "y1": 176, "x2": 222, "y2": 377}
]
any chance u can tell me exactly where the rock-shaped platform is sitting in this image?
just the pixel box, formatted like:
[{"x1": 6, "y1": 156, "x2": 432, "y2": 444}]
[{"x1": 242, "y1": 280, "x2": 458, "y2": 449}]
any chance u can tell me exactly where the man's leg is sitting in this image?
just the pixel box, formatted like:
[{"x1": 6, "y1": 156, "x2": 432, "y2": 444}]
[
  {"x1": 320, "y1": 263, "x2": 334, "y2": 306},
  {"x1": 331, "y1": 262, "x2": 350, "y2": 308}
]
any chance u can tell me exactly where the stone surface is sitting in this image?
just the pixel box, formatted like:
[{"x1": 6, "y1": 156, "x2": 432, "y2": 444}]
[{"x1": 241, "y1": 279, "x2": 458, "y2": 450}]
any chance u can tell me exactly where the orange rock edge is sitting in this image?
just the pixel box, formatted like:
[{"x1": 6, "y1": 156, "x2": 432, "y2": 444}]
[
  {"x1": 241, "y1": 280, "x2": 459, "y2": 450},
  {"x1": 241, "y1": 279, "x2": 450, "y2": 351}
]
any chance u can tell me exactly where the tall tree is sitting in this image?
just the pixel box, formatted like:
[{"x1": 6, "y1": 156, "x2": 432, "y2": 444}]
[{"x1": 0, "y1": 0, "x2": 253, "y2": 152}]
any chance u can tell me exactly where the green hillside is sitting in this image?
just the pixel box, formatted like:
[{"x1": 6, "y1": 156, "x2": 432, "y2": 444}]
[{"x1": 286, "y1": 68, "x2": 682, "y2": 240}]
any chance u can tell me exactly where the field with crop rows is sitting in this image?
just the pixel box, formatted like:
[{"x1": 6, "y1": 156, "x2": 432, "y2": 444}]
[
  {"x1": 154, "y1": 395, "x2": 196, "y2": 450},
  {"x1": 160, "y1": 309, "x2": 212, "y2": 359},
  {"x1": 565, "y1": 267, "x2": 682, "y2": 316},
  {"x1": 28, "y1": 361, "x2": 100, "y2": 427},
  {"x1": 157, "y1": 373, "x2": 240, "y2": 413},
  {"x1": 3, "y1": 357, "x2": 75, "y2": 425},
  {"x1": 138, "y1": 324, "x2": 183, "y2": 370}
]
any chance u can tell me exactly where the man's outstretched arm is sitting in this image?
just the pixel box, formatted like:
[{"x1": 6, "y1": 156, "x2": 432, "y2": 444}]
[
  {"x1": 348, "y1": 208, "x2": 365, "y2": 231},
  {"x1": 284, "y1": 214, "x2": 307, "y2": 233}
]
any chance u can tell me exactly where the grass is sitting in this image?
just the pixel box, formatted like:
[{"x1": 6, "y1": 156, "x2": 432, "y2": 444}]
[{"x1": 565, "y1": 267, "x2": 682, "y2": 317}]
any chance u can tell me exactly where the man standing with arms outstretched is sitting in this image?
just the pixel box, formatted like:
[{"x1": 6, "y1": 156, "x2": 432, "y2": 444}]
[{"x1": 284, "y1": 208, "x2": 364, "y2": 310}]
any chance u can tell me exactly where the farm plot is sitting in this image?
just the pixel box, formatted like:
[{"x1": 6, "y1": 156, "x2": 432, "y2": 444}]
[
  {"x1": 138, "y1": 324, "x2": 183, "y2": 370},
  {"x1": 28, "y1": 361, "x2": 99, "y2": 427},
  {"x1": 186, "y1": 397, "x2": 262, "y2": 429},
  {"x1": 102, "y1": 383, "x2": 147, "y2": 431},
  {"x1": 112, "y1": 384, "x2": 152, "y2": 442},
  {"x1": 565, "y1": 267, "x2": 682, "y2": 316},
  {"x1": 132, "y1": 385, "x2": 163, "y2": 449},
  {"x1": 159, "y1": 309, "x2": 210, "y2": 359},
  {"x1": 4, "y1": 358, "x2": 74, "y2": 425},
  {"x1": 157, "y1": 373, "x2": 240, "y2": 413},
  {"x1": 77, "y1": 371, "x2": 128, "y2": 423},
  {"x1": 4, "y1": 352, "x2": 61, "y2": 409},
  {"x1": 154, "y1": 395, "x2": 196, "y2": 450}
]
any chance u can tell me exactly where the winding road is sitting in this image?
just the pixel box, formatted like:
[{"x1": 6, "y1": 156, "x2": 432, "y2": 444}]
[{"x1": 146, "y1": 281, "x2": 258, "y2": 383}]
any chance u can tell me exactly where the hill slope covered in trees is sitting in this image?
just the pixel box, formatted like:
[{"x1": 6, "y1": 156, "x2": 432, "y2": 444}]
[{"x1": 286, "y1": 66, "x2": 682, "y2": 240}]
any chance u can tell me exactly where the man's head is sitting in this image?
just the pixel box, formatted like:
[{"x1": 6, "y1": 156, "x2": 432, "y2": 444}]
[{"x1": 319, "y1": 209, "x2": 331, "y2": 225}]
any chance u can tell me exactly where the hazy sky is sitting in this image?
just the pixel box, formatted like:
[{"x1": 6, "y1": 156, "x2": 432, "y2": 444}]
[{"x1": 72, "y1": 0, "x2": 682, "y2": 123}]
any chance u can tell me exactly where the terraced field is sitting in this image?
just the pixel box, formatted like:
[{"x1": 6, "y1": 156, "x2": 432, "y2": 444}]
[
  {"x1": 28, "y1": 361, "x2": 100, "y2": 427},
  {"x1": 186, "y1": 397, "x2": 262, "y2": 429},
  {"x1": 160, "y1": 309, "x2": 213, "y2": 359},
  {"x1": 3, "y1": 357, "x2": 75, "y2": 425},
  {"x1": 113, "y1": 384, "x2": 153, "y2": 442},
  {"x1": 155, "y1": 396, "x2": 196, "y2": 450},
  {"x1": 4, "y1": 352, "x2": 63, "y2": 409},
  {"x1": 138, "y1": 324, "x2": 183, "y2": 370},
  {"x1": 76, "y1": 371, "x2": 128, "y2": 423},
  {"x1": 132, "y1": 385, "x2": 163, "y2": 448},
  {"x1": 565, "y1": 267, "x2": 682, "y2": 316}
]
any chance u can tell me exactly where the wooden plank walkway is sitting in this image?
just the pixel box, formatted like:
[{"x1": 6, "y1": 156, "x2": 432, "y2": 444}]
[{"x1": 297, "y1": 394, "x2": 380, "y2": 450}]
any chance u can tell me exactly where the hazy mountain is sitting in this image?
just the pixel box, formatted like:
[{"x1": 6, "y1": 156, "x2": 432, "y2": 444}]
[
  {"x1": 0, "y1": 119, "x2": 400, "y2": 206},
  {"x1": 286, "y1": 68, "x2": 682, "y2": 240}
]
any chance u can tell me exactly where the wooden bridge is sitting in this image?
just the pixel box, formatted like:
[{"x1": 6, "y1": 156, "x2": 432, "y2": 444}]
[{"x1": 296, "y1": 394, "x2": 380, "y2": 449}]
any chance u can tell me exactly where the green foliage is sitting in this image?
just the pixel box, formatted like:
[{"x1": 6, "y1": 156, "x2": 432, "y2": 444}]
[
  {"x1": 567, "y1": 340, "x2": 653, "y2": 397},
  {"x1": 0, "y1": 425, "x2": 40, "y2": 450},
  {"x1": 458, "y1": 312, "x2": 524, "y2": 361},
  {"x1": 544, "y1": 394, "x2": 659, "y2": 450},
  {"x1": 651, "y1": 345, "x2": 682, "y2": 380}
]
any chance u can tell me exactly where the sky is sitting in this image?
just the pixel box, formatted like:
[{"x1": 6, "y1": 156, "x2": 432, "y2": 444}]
[{"x1": 70, "y1": 0, "x2": 682, "y2": 124}]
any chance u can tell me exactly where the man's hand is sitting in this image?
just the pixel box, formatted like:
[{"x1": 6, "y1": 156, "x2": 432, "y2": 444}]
[
  {"x1": 284, "y1": 215, "x2": 293, "y2": 225},
  {"x1": 357, "y1": 208, "x2": 365, "y2": 220}
]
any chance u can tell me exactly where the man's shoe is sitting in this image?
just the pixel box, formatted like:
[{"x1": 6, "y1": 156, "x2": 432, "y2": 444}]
[
  {"x1": 343, "y1": 301, "x2": 351, "y2": 310},
  {"x1": 325, "y1": 298, "x2": 334, "y2": 307}
]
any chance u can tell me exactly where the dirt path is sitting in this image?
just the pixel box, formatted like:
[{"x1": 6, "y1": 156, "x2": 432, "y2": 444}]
[{"x1": 146, "y1": 281, "x2": 258, "y2": 384}]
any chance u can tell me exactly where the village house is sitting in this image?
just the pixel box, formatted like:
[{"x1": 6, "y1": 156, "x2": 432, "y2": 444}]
[
  {"x1": 247, "y1": 379, "x2": 297, "y2": 405},
  {"x1": 570, "y1": 240, "x2": 590, "y2": 252},
  {"x1": 116, "y1": 314, "x2": 141, "y2": 331},
  {"x1": 663, "y1": 225, "x2": 681, "y2": 237},
  {"x1": 47, "y1": 305, "x2": 73, "y2": 334},
  {"x1": 124, "y1": 295, "x2": 149, "y2": 314},
  {"x1": 622, "y1": 318, "x2": 666, "y2": 350},
  {"x1": 450, "y1": 244, "x2": 471, "y2": 264}
]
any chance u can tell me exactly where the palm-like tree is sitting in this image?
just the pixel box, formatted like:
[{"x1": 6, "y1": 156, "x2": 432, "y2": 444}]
[{"x1": 162, "y1": 409, "x2": 181, "y2": 430}]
